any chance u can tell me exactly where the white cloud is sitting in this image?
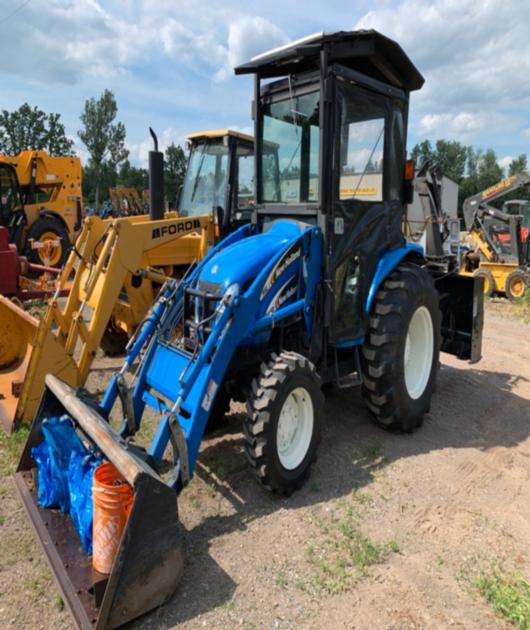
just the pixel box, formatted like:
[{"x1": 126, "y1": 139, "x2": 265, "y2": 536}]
[
  {"x1": 498, "y1": 155, "x2": 513, "y2": 171},
  {"x1": 418, "y1": 112, "x2": 484, "y2": 137},
  {"x1": 215, "y1": 16, "x2": 289, "y2": 81},
  {"x1": 126, "y1": 127, "x2": 187, "y2": 166},
  {"x1": 355, "y1": 0, "x2": 530, "y2": 143},
  {"x1": 1, "y1": 1, "x2": 286, "y2": 86}
]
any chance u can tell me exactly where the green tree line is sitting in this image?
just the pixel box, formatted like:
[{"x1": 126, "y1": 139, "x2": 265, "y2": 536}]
[
  {"x1": 0, "y1": 92, "x2": 187, "y2": 210},
  {"x1": 411, "y1": 139, "x2": 528, "y2": 211}
]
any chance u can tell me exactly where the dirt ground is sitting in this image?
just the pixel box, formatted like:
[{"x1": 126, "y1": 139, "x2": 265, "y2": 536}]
[{"x1": 0, "y1": 304, "x2": 529, "y2": 629}]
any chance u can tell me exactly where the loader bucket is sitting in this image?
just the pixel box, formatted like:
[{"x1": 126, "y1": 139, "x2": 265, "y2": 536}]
[
  {"x1": 0, "y1": 296, "x2": 39, "y2": 433},
  {"x1": 15, "y1": 374, "x2": 184, "y2": 629}
]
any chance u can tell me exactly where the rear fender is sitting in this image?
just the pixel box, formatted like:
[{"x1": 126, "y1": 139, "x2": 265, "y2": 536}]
[{"x1": 365, "y1": 243, "x2": 424, "y2": 313}]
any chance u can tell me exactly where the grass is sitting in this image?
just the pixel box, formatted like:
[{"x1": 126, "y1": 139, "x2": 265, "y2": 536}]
[
  {"x1": 0, "y1": 426, "x2": 29, "y2": 477},
  {"x1": 477, "y1": 564, "x2": 530, "y2": 629},
  {"x1": 486, "y1": 293, "x2": 530, "y2": 324},
  {"x1": 305, "y1": 504, "x2": 399, "y2": 594}
]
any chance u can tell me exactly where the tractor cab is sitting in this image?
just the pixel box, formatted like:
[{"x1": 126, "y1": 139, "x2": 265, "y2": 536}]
[
  {"x1": 236, "y1": 31, "x2": 436, "y2": 349},
  {"x1": 179, "y1": 129, "x2": 256, "y2": 237}
]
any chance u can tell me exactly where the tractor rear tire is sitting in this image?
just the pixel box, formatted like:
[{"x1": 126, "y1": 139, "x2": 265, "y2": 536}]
[
  {"x1": 473, "y1": 268, "x2": 494, "y2": 297},
  {"x1": 25, "y1": 216, "x2": 70, "y2": 269},
  {"x1": 100, "y1": 322, "x2": 129, "y2": 356},
  {"x1": 505, "y1": 269, "x2": 527, "y2": 301},
  {"x1": 244, "y1": 351, "x2": 323, "y2": 496},
  {"x1": 360, "y1": 262, "x2": 441, "y2": 432}
]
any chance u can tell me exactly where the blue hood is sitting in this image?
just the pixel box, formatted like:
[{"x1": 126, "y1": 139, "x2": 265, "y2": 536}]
[{"x1": 198, "y1": 221, "x2": 302, "y2": 291}]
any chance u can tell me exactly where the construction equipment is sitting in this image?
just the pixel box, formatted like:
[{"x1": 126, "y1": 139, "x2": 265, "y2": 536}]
[
  {"x1": 0, "y1": 129, "x2": 256, "y2": 434},
  {"x1": 0, "y1": 150, "x2": 83, "y2": 268},
  {"x1": 462, "y1": 173, "x2": 530, "y2": 299},
  {"x1": 0, "y1": 226, "x2": 69, "y2": 301},
  {"x1": 109, "y1": 187, "x2": 147, "y2": 216},
  {"x1": 16, "y1": 31, "x2": 483, "y2": 629}
]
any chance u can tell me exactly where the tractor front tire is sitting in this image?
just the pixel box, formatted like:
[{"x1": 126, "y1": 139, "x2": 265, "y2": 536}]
[
  {"x1": 244, "y1": 351, "x2": 323, "y2": 496},
  {"x1": 361, "y1": 262, "x2": 441, "y2": 432},
  {"x1": 25, "y1": 216, "x2": 70, "y2": 269},
  {"x1": 505, "y1": 269, "x2": 527, "y2": 301}
]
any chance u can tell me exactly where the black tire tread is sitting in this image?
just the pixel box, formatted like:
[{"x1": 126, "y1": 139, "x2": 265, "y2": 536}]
[
  {"x1": 25, "y1": 216, "x2": 70, "y2": 268},
  {"x1": 244, "y1": 351, "x2": 323, "y2": 496},
  {"x1": 360, "y1": 262, "x2": 441, "y2": 432},
  {"x1": 504, "y1": 269, "x2": 527, "y2": 301}
]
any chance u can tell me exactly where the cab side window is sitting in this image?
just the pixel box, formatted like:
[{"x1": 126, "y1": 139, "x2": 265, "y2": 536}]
[{"x1": 338, "y1": 88, "x2": 385, "y2": 203}]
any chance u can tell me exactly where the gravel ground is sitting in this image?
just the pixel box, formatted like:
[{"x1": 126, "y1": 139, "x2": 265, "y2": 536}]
[{"x1": 0, "y1": 304, "x2": 528, "y2": 629}]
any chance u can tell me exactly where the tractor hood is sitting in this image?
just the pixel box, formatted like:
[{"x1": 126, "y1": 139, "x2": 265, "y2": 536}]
[{"x1": 198, "y1": 220, "x2": 303, "y2": 292}]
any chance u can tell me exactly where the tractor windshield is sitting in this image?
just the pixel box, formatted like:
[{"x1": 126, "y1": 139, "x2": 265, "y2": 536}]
[
  {"x1": 260, "y1": 90, "x2": 320, "y2": 204},
  {"x1": 179, "y1": 140, "x2": 229, "y2": 217}
]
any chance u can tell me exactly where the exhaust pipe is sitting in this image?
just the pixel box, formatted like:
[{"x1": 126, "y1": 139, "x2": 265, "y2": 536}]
[
  {"x1": 15, "y1": 374, "x2": 184, "y2": 629},
  {"x1": 149, "y1": 128, "x2": 164, "y2": 221}
]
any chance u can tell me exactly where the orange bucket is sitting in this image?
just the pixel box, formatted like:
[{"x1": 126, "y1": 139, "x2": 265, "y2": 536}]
[{"x1": 92, "y1": 462, "x2": 134, "y2": 574}]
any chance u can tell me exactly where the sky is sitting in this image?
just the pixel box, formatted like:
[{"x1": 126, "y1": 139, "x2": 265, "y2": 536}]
[{"x1": 1, "y1": 0, "x2": 529, "y2": 171}]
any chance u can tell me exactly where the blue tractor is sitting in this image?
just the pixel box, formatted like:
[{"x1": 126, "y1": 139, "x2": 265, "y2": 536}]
[{"x1": 16, "y1": 30, "x2": 483, "y2": 630}]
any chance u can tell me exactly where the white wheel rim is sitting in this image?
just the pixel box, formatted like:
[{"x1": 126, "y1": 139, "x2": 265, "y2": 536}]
[
  {"x1": 276, "y1": 387, "x2": 314, "y2": 470},
  {"x1": 404, "y1": 306, "x2": 434, "y2": 400}
]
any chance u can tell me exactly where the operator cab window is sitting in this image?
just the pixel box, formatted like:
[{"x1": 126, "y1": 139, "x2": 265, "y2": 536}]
[
  {"x1": 0, "y1": 166, "x2": 22, "y2": 222},
  {"x1": 339, "y1": 89, "x2": 385, "y2": 203},
  {"x1": 235, "y1": 146, "x2": 254, "y2": 219},
  {"x1": 179, "y1": 141, "x2": 229, "y2": 217},
  {"x1": 261, "y1": 90, "x2": 320, "y2": 204}
]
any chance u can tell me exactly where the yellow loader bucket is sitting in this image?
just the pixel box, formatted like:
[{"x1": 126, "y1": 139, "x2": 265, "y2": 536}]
[{"x1": 0, "y1": 296, "x2": 39, "y2": 433}]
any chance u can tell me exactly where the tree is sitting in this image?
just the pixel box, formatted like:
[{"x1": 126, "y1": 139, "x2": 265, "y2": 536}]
[
  {"x1": 0, "y1": 103, "x2": 73, "y2": 155},
  {"x1": 410, "y1": 139, "x2": 467, "y2": 182},
  {"x1": 410, "y1": 139, "x2": 434, "y2": 166},
  {"x1": 508, "y1": 154, "x2": 528, "y2": 176},
  {"x1": 78, "y1": 90, "x2": 128, "y2": 209},
  {"x1": 477, "y1": 149, "x2": 503, "y2": 191},
  {"x1": 117, "y1": 160, "x2": 148, "y2": 192},
  {"x1": 164, "y1": 143, "x2": 187, "y2": 209},
  {"x1": 434, "y1": 140, "x2": 468, "y2": 182}
]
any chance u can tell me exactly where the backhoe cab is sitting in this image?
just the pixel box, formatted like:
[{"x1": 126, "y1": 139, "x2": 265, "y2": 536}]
[
  {"x1": 179, "y1": 129, "x2": 255, "y2": 234},
  {"x1": 17, "y1": 31, "x2": 484, "y2": 629}
]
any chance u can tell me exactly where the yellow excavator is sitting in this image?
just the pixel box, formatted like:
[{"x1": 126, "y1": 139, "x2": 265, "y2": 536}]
[
  {"x1": 0, "y1": 150, "x2": 83, "y2": 268},
  {"x1": 0, "y1": 128, "x2": 256, "y2": 433}
]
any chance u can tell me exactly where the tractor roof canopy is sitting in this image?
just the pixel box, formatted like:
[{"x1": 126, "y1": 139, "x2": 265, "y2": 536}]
[{"x1": 235, "y1": 29, "x2": 424, "y2": 92}]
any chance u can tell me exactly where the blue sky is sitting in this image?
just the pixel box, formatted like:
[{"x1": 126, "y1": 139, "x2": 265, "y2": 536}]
[{"x1": 1, "y1": 0, "x2": 529, "y2": 172}]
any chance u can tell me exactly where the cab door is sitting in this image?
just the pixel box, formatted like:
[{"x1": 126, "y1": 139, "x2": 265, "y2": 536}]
[{"x1": 329, "y1": 75, "x2": 407, "y2": 345}]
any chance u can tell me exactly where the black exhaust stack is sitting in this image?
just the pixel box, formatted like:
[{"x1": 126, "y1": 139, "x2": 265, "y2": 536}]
[{"x1": 149, "y1": 127, "x2": 164, "y2": 221}]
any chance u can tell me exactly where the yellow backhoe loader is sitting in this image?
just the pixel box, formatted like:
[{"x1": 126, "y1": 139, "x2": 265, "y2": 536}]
[
  {"x1": 0, "y1": 150, "x2": 83, "y2": 268},
  {"x1": 0, "y1": 128, "x2": 256, "y2": 433}
]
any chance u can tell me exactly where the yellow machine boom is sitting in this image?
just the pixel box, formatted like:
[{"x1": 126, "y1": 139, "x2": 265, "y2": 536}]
[{"x1": 0, "y1": 212, "x2": 214, "y2": 432}]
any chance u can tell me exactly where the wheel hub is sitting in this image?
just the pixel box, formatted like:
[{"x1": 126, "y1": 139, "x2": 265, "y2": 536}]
[
  {"x1": 404, "y1": 305, "x2": 434, "y2": 400},
  {"x1": 276, "y1": 387, "x2": 314, "y2": 470}
]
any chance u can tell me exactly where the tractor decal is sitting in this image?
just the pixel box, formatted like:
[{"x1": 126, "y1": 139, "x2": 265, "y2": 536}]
[
  {"x1": 260, "y1": 241, "x2": 301, "y2": 300},
  {"x1": 152, "y1": 218, "x2": 202, "y2": 239}
]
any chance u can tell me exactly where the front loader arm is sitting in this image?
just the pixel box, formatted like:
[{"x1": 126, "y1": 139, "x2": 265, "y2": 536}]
[{"x1": 2, "y1": 213, "x2": 217, "y2": 431}]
